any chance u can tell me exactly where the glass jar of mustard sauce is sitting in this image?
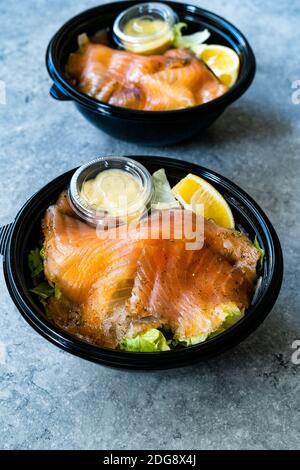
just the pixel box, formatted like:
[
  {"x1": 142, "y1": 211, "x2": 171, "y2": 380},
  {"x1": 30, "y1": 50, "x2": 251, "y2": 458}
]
[
  {"x1": 113, "y1": 2, "x2": 178, "y2": 55},
  {"x1": 69, "y1": 156, "x2": 154, "y2": 228}
]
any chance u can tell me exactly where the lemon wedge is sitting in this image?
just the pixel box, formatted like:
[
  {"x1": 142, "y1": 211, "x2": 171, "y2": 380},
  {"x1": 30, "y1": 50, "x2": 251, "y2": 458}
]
[
  {"x1": 172, "y1": 173, "x2": 235, "y2": 228},
  {"x1": 198, "y1": 44, "x2": 240, "y2": 87}
]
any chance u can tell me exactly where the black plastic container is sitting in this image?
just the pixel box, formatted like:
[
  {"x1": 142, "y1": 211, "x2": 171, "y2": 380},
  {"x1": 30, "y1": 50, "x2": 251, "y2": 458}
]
[
  {"x1": 0, "y1": 156, "x2": 283, "y2": 369},
  {"x1": 46, "y1": 1, "x2": 256, "y2": 145}
]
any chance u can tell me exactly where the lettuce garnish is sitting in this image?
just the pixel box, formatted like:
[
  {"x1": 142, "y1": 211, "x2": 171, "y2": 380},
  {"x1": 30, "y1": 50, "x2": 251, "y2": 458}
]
[
  {"x1": 173, "y1": 22, "x2": 210, "y2": 55},
  {"x1": 28, "y1": 245, "x2": 59, "y2": 308},
  {"x1": 120, "y1": 329, "x2": 170, "y2": 352},
  {"x1": 174, "y1": 333, "x2": 208, "y2": 347},
  {"x1": 152, "y1": 168, "x2": 180, "y2": 210},
  {"x1": 30, "y1": 282, "x2": 54, "y2": 300},
  {"x1": 121, "y1": 305, "x2": 244, "y2": 351},
  {"x1": 28, "y1": 247, "x2": 44, "y2": 278},
  {"x1": 207, "y1": 305, "x2": 244, "y2": 339},
  {"x1": 174, "y1": 305, "x2": 244, "y2": 346},
  {"x1": 254, "y1": 236, "x2": 265, "y2": 271}
]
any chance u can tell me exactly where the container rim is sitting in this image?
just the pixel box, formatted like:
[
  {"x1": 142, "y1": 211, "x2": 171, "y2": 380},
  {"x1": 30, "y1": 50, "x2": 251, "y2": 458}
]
[
  {"x1": 45, "y1": 0, "x2": 256, "y2": 120},
  {"x1": 1, "y1": 156, "x2": 283, "y2": 369}
]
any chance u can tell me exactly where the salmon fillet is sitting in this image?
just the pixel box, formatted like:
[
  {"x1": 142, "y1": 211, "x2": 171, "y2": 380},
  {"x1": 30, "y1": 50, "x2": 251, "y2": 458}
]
[
  {"x1": 42, "y1": 192, "x2": 260, "y2": 348},
  {"x1": 65, "y1": 43, "x2": 228, "y2": 111}
]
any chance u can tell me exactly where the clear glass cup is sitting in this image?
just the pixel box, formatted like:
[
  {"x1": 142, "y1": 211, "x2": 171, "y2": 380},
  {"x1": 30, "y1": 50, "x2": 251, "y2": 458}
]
[
  {"x1": 113, "y1": 2, "x2": 178, "y2": 54},
  {"x1": 68, "y1": 156, "x2": 154, "y2": 228}
]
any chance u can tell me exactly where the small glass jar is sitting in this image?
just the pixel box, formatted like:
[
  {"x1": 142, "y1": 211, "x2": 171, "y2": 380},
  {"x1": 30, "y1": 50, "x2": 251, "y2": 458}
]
[
  {"x1": 69, "y1": 156, "x2": 154, "y2": 228},
  {"x1": 113, "y1": 2, "x2": 178, "y2": 55}
]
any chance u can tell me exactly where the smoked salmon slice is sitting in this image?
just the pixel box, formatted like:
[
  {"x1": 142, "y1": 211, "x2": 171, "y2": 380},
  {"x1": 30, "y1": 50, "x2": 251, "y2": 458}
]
[
  {"x1": 42, "y1": 192, "x2": 260, "y2": 348},
  {"x1": 65, "y1": 43, "x2": 228, "y2": 111}
]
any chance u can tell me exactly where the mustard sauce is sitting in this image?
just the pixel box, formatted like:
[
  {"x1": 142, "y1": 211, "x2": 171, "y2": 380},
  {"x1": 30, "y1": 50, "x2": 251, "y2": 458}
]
[
  {"x1": 123, "y1": 18, "x2": 169, "y2": 37},
  {"x1": 80, "y1": 169, "x2": 143, "y2": 215},
  {"x1": 121, "y1": 17, "x2": 174, "y2": 54}
]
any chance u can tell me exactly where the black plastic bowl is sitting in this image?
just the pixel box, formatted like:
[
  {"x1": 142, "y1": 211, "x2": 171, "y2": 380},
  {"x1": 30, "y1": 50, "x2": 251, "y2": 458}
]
[
  {"x1": 0, "y1": 156, "x2": 283, "y2": 369},
  {"x1": 46, "y1": 1, "x2": 256, "y2": 145}
]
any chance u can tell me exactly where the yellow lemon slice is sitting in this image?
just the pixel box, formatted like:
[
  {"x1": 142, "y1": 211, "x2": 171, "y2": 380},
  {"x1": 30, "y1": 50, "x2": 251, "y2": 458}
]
[
  {"x1": 199, "y1": 44, "x2": 240, "y2": 87},
  {"x1": 172, "y1": 173, "x2": 235, "y2": 229}
]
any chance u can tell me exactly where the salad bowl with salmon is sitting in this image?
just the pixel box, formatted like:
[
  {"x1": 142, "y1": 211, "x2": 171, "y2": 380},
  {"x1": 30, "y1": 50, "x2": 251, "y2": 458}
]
[
  {"x1": 0, "y1": 156, "x2": 283, "y2": 369},
  {"x1": 46, "y1": 1, "x2": 256, "y2": 144}
]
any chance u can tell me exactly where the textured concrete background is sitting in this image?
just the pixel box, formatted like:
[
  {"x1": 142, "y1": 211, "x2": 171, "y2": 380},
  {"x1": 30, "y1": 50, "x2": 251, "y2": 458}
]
[{"x1": 0, "y1": 0, "x2": 299, "y2": 450}]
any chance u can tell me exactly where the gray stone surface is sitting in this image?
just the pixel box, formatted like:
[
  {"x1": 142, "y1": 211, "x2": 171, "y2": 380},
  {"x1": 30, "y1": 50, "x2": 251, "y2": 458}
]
[{"x1": 0, "y1": 0, "x2": 299, "y2": 450}]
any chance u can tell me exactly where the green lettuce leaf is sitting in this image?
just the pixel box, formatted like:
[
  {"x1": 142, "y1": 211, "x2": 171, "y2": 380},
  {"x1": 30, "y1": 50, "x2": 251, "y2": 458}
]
[
  {"x1": 40, "y1": 246, "x2": 45, "y2": 260},
  {"x1": 208, "y1": 305, "x2": 244, "y2": 339},
  {"x1": 28, "y1": 247, "x2": 44, "y2": 278},
  {"x1": 78, "y1": 32, "x2": 89, "y2": 48},
  {"x1": 173, "y1": 22, "x2": 210, "y2": 55},
  {"x1": 175, "y1": 305, "x2": 244, "y2": 346},
  {"x1": 174, "y1": 333, "x2": 208, "y2": 347},
  {"x1": 30, "y1": 282, "x2": 54, "y2": 300},
  {"x1": 152, "y1": 168, "x2": 180, "y2": 210},
  {"x1": 28, "y1": 244, "x2": 61, "y2": 310},
  {"x1": 54, "y1": 284, "x2": 62, "y2": 300},
  {"x1": 254, "y1": 236, "x2": 265, "y2": 271},
  {"x1": 120, "y1": 329, "x2": 170, "y2": 352}
]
